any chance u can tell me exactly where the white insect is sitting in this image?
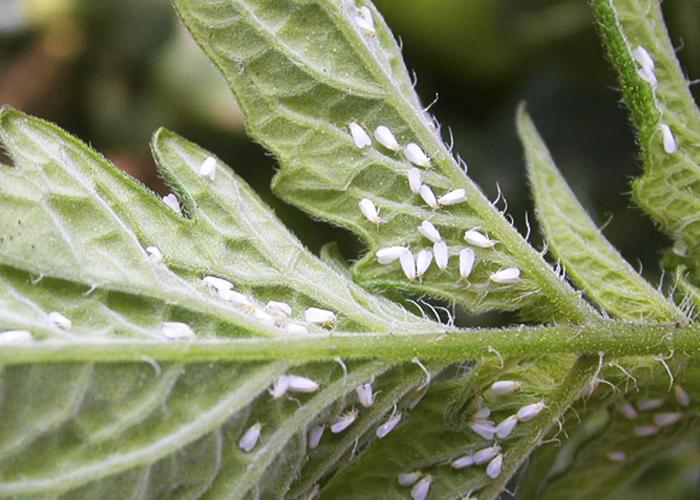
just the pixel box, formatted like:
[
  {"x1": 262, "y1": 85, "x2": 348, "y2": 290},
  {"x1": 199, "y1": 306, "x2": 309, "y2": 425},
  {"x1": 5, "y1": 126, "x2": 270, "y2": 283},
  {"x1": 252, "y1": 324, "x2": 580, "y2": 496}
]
[
  {"x1": 269, "y1": 375, "x2": 290, "y2": 399},
  {"x1": 308, "y1": 424, "x2": 325, "y2": 449},
  {"x1": 354, "y1": 6, "x2": 376, "y2": 35},
  {"x1": 464, "y1": 229, "x2": 495, "y2": 248},
  {"x1": 486, "y1": 454, "x2": 504, "y2": 479},
  {"x1": 490, "y1": 267, "x2": 521, "y2": 284},
  {"x1": 607, "y1": 451, "x2": 626, "y2": 463},
  {"x1": 376, "y1": 412, "x2": 402, "y2": 438},
  {"x1": 615, "y1": 400, "x2": 638, "y2": 420},
  {"x1": 399, "y1": 250, "x2": 417, "y2": 280},
  {"x1": 356, "y1": 382, "x2": 375, "y2": 408},
  {"x1": 266, "y1": 300, "x2": 292, "y2": 318},
  {"x1": 654, "y1": 412, "x2": 682, "y2": 427},
  {"x1": 253, "y1": 307, "x2": 275, "y2": 325},
  {"x1": 438, "y1": 188, "x2": 467, "y2": 206},
  {"x1": 359, "y1": 198, "x2": 382, "y2": 224},
  {"x1": 48, "y1": 311, "x2": 72, "y2": 331},
  {"x1": 459, "y1": 248, "x2": 475, "y2": 279},
  {"x1": 410, "y1": 474, "x2": 433, "y2": 500},
  {"x1": 407, "y1": 167, "x2": 422, "y2": 194},
  {"x1": 474, "y1": 406, "x2": 491, "y2": 419},
  {"x1": 203, "y1": 275, "x2": 234, "y2": 294},
  {"x1": 162, "y1": 321, "x2": 196, "y2": 340},
  {"x1": 376, "y1": 246, "x2": 409, "y2": 264},
  {"x1": 283, "y1": 322, "x2": 309, "y2": 334},
  {"x1": 419, "y1": 220, "x2": 442, "y2": 243},
  {"x1": 495, "y1": 415, "x2": 519, "y2": 440},
  {"x1": 517, "y1": 401, "x2": 545, "y2": 422},
  {"x1": 660, "y1": 123, "x2": 677, "y2": 154},
  {"x1": 491, "y1": 380, "x2": 523, "y2": 396},
  {"x1": 199, "y1": 156, "x2": 217, "y2": 181},
  {"x1": 348, "y1": 122, "x2": 371, "y2": 149},
  {"x1": 145, "y1": 246, "x2": 163, "y2": 264},
  {"x1": 674, "y1": 385, "x2": 690, "y2": 407},
  {"x1": 633, "y1": 425, "x2": 659, "y2": 437},
  {"x1": 469, "y1": 420, "x2": 497, "y2": 440},
  {"x1": 419, "y1": 185, "x2": 438, "y2": 209},
  {"x1": 374, "y1": 125, "x2": 400, "y2": 151},
  {"x1": 0, "y1": 330, "x2": 33, "y2": 344},
  {"x1": 450, "y1": 453, "x2": 475, "y2": 470},
  {"x1": 632, "y1": 46, "x2": 654, "y2": 71},
  {"x1": 239, "y1": 422, "x2": 262, "y2": 452},
  {"x1": 433, "y1": 241, "x2": 449, "y2": 270},
  {"x1": 415, "y1": 249, "x2": 433, "y2": 279},
  {"x1": 637, "y1": 398, "x2": 664, "y2": 411},
  {"x1": 162, "y1": 193, "x2": 181, "y2": 214},
  {"x1": 405, "y1": 143, "x2": 430, "y2": 168},
  {"x1": 221, "y1": 289, "x2": 255, "y2": 313},
  {"x1": 637, "y1": 65, "x2": 658, "y2": 87},
  {"x1": 330, "y1": 409, "x2": 358, "y2": 433},
  {"x1": 398, "y1": 470, "x2": 423, "y2": 487},
  {"x1": 473, "y1": 445, "x2": 500, "y2": 465},
  {"x1": 286, "y1": 374, "x2": 320, "y2": 393},
  {"x1": 304, "y1": 307, "x2": 336, "y2": 326}
]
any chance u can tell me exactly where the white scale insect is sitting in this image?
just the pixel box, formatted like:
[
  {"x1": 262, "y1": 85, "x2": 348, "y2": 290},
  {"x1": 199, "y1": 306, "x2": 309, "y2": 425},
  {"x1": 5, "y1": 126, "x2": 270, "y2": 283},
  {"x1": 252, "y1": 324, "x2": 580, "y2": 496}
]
[
  {"x1": 405, "y1": 143, "x2": 430, "y2": 168},
  {"x1": 469, "y1": 406, "x2": 496, "y2": 440},
  {"x1": 410, "y1": 474, "x2": 433, "y2": 500},
  {"x1": 253, "y1": 307, "x2": 275, "y2": 325},
  {"x1": 398, "y1": 470, "x2": 423, "y2": 487},
  {"x1": 517, "y1": 401, "x2": 545, "y2": 422},
  {"x1": 491, "y1": 380, "x2": 523, "y2": 396},
  {"x1": 376, "y1": 246, "x2": 409, "y2": 264},
  {"x1": 464, "y1": 229, "x2": 495, "y2": 248},
  {"x1": 418, "y1": 220, "x2": 442, "y2": 243},
  {"x1": 659, "y1": 123, "x2": 677, "y2": 154},
  {"x1": 376, "y1": 411, "x2": 402, "y2": 439},
  {"x1": 308, "y1": 424, "x2": 325, "y2": 450},
  {"x1": 495, "y1": 415, "x2": 519, "y2": 440},
  {"x1": 239, "y1": 422, "x2": 262, "y2": 453},
  {"x1": 486, "y1": 454, "x2": 504, "y2": 479},
  {"x1": 359, "y1": 198, "x2": 382, "y2": 224},
  {"x1": 0, "y1": 330, "x2": 33, "y2": 344},
  {"x1": 450, "y1": 453, "x2": 475, "y2": 470},
  {"x1": 304, "y1": 307, "x2": 336, "y2": 326},
  {"x1": 286, "y1": 374, "x2": 320, "y2": 393},
  {"x1": 459, "y1": 248, "x2": 475, "y2": 280},
  {"x1": 283, "y1": 322, "x2": 309, "y2": 334},
  {"x1": 354, "y1": 6, "x2": 376, "y2": 36},
  {"x1": 438, "y1": 188, "x2": 467, "y2": 206},
  {"x1": 199, "y1": 156, "x2": 217, "y2": 181},
  {"x1": 145, "y1": 246, "x2": 163, "y2": 264},
  {"x1": 356, "y1": 381, "x2": 374, "y2": 408},
  {"x1": 330, "y1": 409, "x2": 358, "y2": 434},
  {"x1": 348, "y1": 122, "x2": 371, "y2": 149},
  {"x1": 269, "y1": 375, "x2": 290, "y2": 399},
  {"x1": 415, "y1": 249, "x2": 433, "y2": 279},
  {"x1": 674, "y1": 385, "x2": 690, "y2": 407},
  {"x1": 374, "y1": 125, "x2": 400, "y2": 151},
  {"x1": 203, "y1": 275, "x2": 234, "y2": 295},
  {"x1": 266, "y1": 300, "x2": 292, "y2": 318},
  {"x1": 615, "y1": 400, "x2": 638, "y2": 420},
  {"x1": 221, "y1": 289, "x2": 255, "y2": 313},
  {"x1": 633, "y1": 425, "x2": 658, "y2": 437},
  {"x1": 419, "y1": 185, "x2": 438, "y2": 209},
  {"x1": 473, "y1": 445, "x2": 500, "y2": 465},
  {"x1": 607, "y1": 451, "x2": 627, "y2": 463},
  {"x1": 162, "y1": 321, "x2": 196, "y2": 340},
  {"x1": 433, "y1": 241, "x2": 449, "y2": 270},
  {"x1": 48, "y1": 311, "x2": 72, "y2": 331},
  {"x1": 490, "y1": 267, "x2": 521, "y2": 284},
  {"x1": 632, "y1": 45, "x2": 657, "y2": 87},
  {"x1": 637, "y1": 398, "x2": 664, "y2": 411},
  {"x1": 399, "y1": 250, "x2": 417, "y2": 280},
  {"x1": 654, "y1": 412, "x2": 682, "y2": 427},
  {"x1": 407, "y1": 167, "x2": 422, "y2": 194},
  {"x1": 162, "y1": 193, "x2": 181, "y2": 214}
]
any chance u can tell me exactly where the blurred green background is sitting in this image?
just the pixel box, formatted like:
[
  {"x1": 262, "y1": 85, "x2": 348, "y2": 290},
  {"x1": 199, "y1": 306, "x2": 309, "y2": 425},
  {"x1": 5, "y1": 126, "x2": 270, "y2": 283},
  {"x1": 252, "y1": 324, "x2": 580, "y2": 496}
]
[{"x1": 1, "y1": 0, "x2": 700, "y2": 495}]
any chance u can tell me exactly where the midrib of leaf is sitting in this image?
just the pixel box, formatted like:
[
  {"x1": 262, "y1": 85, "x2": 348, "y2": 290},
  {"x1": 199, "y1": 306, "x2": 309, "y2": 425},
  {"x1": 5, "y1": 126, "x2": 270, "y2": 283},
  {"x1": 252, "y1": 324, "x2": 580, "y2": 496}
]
[{"x1": 518, "y1": 105, "x2": 684, "y2": 322}]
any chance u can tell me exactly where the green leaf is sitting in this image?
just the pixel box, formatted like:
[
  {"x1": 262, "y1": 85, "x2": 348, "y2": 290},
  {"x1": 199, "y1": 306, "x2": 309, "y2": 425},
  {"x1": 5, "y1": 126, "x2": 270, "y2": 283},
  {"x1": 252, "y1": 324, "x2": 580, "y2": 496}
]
[
  {"x1": 171, "y1": 0, "x2": 595, "y2": 323},
  {"x1": 593, "y1": 0, "x2": 700, "y2": 276},
  {"x1": 518, "y1": 105, "x2": 684, "y2": 322}
]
